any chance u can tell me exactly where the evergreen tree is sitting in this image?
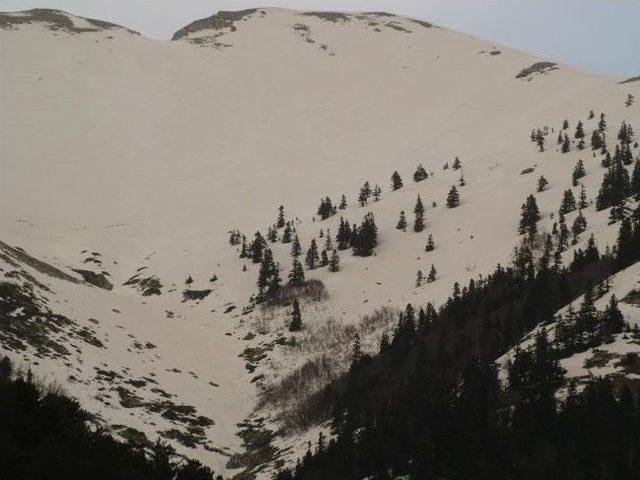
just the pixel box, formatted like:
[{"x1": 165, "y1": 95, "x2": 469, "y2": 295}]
[
  {"x1": 616, "y1": 217, "x2": 635, "y2": 267},
  {"x1": 336, "y1": 217, "x2": 352, "y2": 250},
  {"x1": 267, "y1": 225, "x2": 278, "y2": 243},
  {"x1": 427, "y1": 264, "x2": 437, "y2": 283},
  {"x1": 414, "y1": 195, "x2": 425, "y2": 232},
  {"x1": 391, "y1": 171, "x2": 403, "y2": 191},
  {"x1": 560, "y1": 189, "x2": 577, "y2": 214},
  {"x1": 537, "y1": 175, "x2": 549, "y2": 192},
  {"x1": 591, "y1": 129, "x2": 603, "y2": 150},
  {"x1": 339, "y1": 194, "x2": 347, "y2": 210},
  {"x1": 562, "y1": 118, "x2": 569, "y2": 130},
  {"x1": 358, "y1": 181, "x2": 372, "y2": 206},
  {"x1": 459, "y1": 172, "x2": 466, "y2": 186},
  {"x1": 446, "y1": 185, "x2": 460, "y2": 208},
  {"x1": 572, "y1": 159, "x2": 586, "y2": 186},
  {"x1": 317, "y1": 197, "x2": 337, "y2": 220},
  {"x1": 599, "y1": 112, "x2": 607, "y2": 132},
  {"x1": 373, "y1": 184, "x2": 382, "y2": 201},
  {"x1": 396, "y1": 210, "x2": 407, "y2": 231},
  {"x1": 305, "y1": 239, "x2": 319, "y2": 269},
  {"x1": 289, "y1": 299, "x2": 303, "y2": 332},
  {"x1": 562, "y1": 134, "x2": 571, "y2": 153},
  {"x1": 413, "y1": 164, "x2": 428, "y2": 182},
  {"x1": 575, "y1": 120, "x2": 585, "y2": 139},
  {"x1": 257, "y1": 249, "x2": 275, "y2": 296},
  {"x1": 631, "y1": 159, "x2": 640, "y2": 196},
  {"x1": 571, "y1": 210, "x2": 587, "y2": 240},
  {"x1": 579, "y1": 183, "x2": 588, "y2": 209},
  {"x1": 288, "y1": 259, "x2": 305, "y2": 286},
  {"x1": 329, "y1": 249, "x2": 340, "y2": 272},
  {"x1": 519, "y1": 194, "x2": 541, "y2": 237},
  {"x1": 281, "y1": 222, "x2": 293, "y2": 243},
  {"x1": 452, "y1": 157, "x2": 462, "y2": 170},
  {"x1": 250, "y1": 232, "x2": 265, "y2": 263},
  {"x1": 596, "y1": 158, "x2": 631, "y2": 210},
  {"x1": 415, "y1": 270, "x2": 423, "y2": 287},
  {"x1": 320, "y1": 249, "x2": 329, "y2": 267},
  {"x1": 352, "y1": 213, "x2": 378, "y2": 257},
  {"x1": 291, "y1": 235, "x2": 302, "y2": 258},
  {"x1": 277, "y1": 205, "x2": 286, "y2": 228},
  {"x1": 425, "y1": 234, "x2": 435, "y2": 252}
]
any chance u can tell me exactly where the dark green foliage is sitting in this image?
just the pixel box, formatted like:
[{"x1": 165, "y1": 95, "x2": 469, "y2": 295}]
[
  {"x1": 339, "y1": 194, "x2": 347, "y2": 210},
  {"x1": 446, "y1": 185, "x2": 460, "y2": 208},
  {"x1": 562, "y1": 133, "x2": 571, "y2": 153},
  {"x1": 518, "y1": 194, "x2": 540, "y2": 236},
  {"x1": 291, "y1": 235, "x2": 302, "y2": 257},
  {"x1": 373, "y1": 184, "x2": 382, "y2": 201},
  {"x1": 0, "y1": 357, "x2": 222, "y2": 480},
  {"x1": 559, "y1": 189, "x2": 577, "y2": 215},
  {"x1": 572, "y1": 159, "x2": 586, "y2": 186},
  {"x1": 596, "y1": 158, "x2": 631, "y2": 210},
  {"x1": 413, "y1": 164, "x2": 428, "y2": 182},
  {"x1": 391, "y1": 171, "x2": 403, "y2": 191},
  {"x1": 328, "y1": 249, "x2": 340, "y2": 272},
  {"x1": 452, "y1": 156, "x2": 462, "y2": 170},
  {"x1": 413, "y1": 195, "x2": 425, "y2": 232},
  {"x1": 289, "y1": 299, "x2": 303, "y2": 331},
  {"x1": 289, "y1": 259, "x2": 305, "y2": 286},
  {"x1": 427, "y1": 264, "x2": 437, "y2": 282},
  {"x1": 352, "y1": 213, "x2": 377, "y2": 257},
  {"x1": 281, "y1": 222, "x2": 293, "y2": 243},
  {"x1": 425, "y1": 234, "x2": 435, "y2": 252},
  {"x1": 336, "y1": 217, "x2": 352, "y2": 250},
  {"x1": 537, "y1": 175, "x2": 548, "y2": 192},
  {"x1": 396, "y1": 210, "x2": 407, "y2": 231},
  {"x1": 277, "y1": 205, "x2": 286, "y2": 228},
  {"x1": 317, "y1": 197, "x2": 337, "y2": 220},
  {"x1": 358, "y1": 182, "x2": 371, "y2": 206},
  {"x1": 305, "y1": 239, "x2": 320, "y2": 269},
  {"x1": 277, "y1": 235, "x2": 639, "y2": 480},
  {"x1": 575, "y1": 120, "x2": 584, "y2": 138}
]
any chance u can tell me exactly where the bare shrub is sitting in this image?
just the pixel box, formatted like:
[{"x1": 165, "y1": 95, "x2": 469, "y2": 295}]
[{"x1": 266, "y1": 279, "x2": 328, "y2": 308}]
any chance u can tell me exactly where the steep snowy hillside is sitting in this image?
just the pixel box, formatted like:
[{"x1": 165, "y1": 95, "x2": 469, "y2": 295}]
[{"x1": 1, "y1": 6, "x2": 640, "y2": 478}]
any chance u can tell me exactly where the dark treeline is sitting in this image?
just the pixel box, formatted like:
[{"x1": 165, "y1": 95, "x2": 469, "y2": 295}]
[
  {"x1": 276, "y1": 216, "x2": 640, "y2": 480},
  {"x1": 0, "y1": 357, "x2": 223, "y2": 480}
]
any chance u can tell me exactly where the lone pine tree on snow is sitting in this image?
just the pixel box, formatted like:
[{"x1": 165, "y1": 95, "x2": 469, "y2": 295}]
[
  {"x1": 413, "y1": 164, "x2": 428, "y2": 182},
  {"x1": 414, "y1": 195, "x2": 425, "y2": 232},
  {"x1": 446, "y1": 186, "x2": 460, "y2": 208},
  {"x1": 391, "y1": 171, "x2": 403, "y2": 191},
  {"x1": 396, "y1": 210, "x2": 407, "y2": 231}
]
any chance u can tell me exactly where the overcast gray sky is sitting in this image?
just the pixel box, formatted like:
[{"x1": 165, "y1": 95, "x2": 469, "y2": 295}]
[{"x1": 2, "y1": 0, "x2": 639, "y2": 77}]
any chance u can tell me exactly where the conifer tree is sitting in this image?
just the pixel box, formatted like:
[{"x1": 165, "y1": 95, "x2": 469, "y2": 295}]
[
  {"x1": 560, "y1": 189, "x2": 577, "y2": 215},
  {"x1": 281, "y1": 222, "x2": 293, "y2": 243},
  {"x1": 459, "y1": 173, "x2": 466, "y2": 187},
  {"x1": 352, "y1": 213, "x2": 377, "y2": 257},
  {"x1": 336, "y1": 217, "x2": 352, "y2": 250},
  {"x1": 599, "y1": 112, "x2": 607, "y2": 132},
  {"x1": 358, "y1": 181, "x2": 371, "y2": 206},
  {"x1": 257, "y1": 249, "x2": 275, "y2": 296},
  {"x1": 373, "y1": 184, "x2": 382, "y2": 201},
  {"x1": 616, "y1": 217, "x2": 635, "y2": 267},
  {"x1": 391, "y1": 171, "x2": 403, "y2": 191},
  {"x1": 452, "y1": 157, "x2": 462, "y2": 170},
  {"x1": 562, "y1": 134, "x2": 571, "y2": 153},
  {"x1": 339, "y1": 194, "x2": 347, "y2": 210},
  {"x1": 277, "y1": 205, "x2": 285, "y2": 228},
  {"x1": 519, "y1": 194, "x2": 541, "y2": 237},
  {"x1": 631, "y1": 159, "x2": 640, "y2": 196},
  {"x1": 414, "y1": 195, "x2": 425, "y2": 232},
  {"x1": 537, "y1": 175, "x2": 549, "y2": 192},
  {"x1": 446, "y1": 185, "x2": 460, "y2": 208},
  {"x1": 305, "y1": 239, "x2": 319, "y2": 269},
  {"x1": 591, "y1": 129, "x2": 603, "y2": 150},
  {"x1": 588, "y1": 109, "x2": 595, "y2": 119},
  {"x1": 320, "y1": 249, "x2": 329, "y2": 267},
  {"x1": 415, "y1": 270, "x2": 423, "y2": 287},
  {"x1": 288, "y1": 259, "x2": 305, "y2": 286},
  {"x1": 537, "y1": 134, "x2": 545, "y2": 152},
  {"x1": 289, "y1": 299, "x2": 302, "y2": 332},
  {"x1": 250, "y1": 232, "x2": 265, "y2": 263},
  {"x1": 575, "y1": 120, "x2": 585, "y2": 139},
  {"x1": 427, "y1": 264, "x2": 437, "y2": 283},
  {"x1": 328, "y1": 249, "x2": 340, "y2": 272},
  {"x1": 562, "y1": 119, "x2": 569, "y2": 130},
  {"x1": 579, "y1": 183, "x2": 588, "y2": 209},
  {"x1": 267, "y1": 225, "x2": 278, "y2": 243},
  {"x1": 572, "y1": 159, "x2": 586, "y2": 186},
  {"x1": 413, "y1": 164, "x2": 428, "y2": 182},
  {"x1": 291, "y1": 235, "x2": 302, "y2": 258},
  {"x1": 396, "y1": 210, "x2": 407, "y2": 231},
  {"x1": 557, "y1": 212, "x2": 569, "y2": 250},
  {"x1": 596, "y1": 158, "x2": 631, "y2": 210},
  {"x1": 425, "y1": 234, "x2": 435, "y2": 252},
  {"x1": 572, "y1": 210, "x2": 587, "y2": 240}
]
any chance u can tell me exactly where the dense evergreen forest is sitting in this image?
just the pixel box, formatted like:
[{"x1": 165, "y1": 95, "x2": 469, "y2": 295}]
[
  {"x1": 0, "y1": 357, "x2": 223, "y2": 480},
  {"x1": 275, "y1": 211, "x2": 640, "y2": 480}
]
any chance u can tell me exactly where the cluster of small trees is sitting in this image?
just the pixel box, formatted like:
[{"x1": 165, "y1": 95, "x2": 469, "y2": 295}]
[
  {"x1": 396, "y1": 196, "x2": 425, "y2": 232},
  {"x1": 415, "y1": 264, "x2": 437, "y2": 286}
]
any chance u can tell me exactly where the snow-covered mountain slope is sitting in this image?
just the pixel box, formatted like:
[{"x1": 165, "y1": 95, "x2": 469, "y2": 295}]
[{"x1": 1, "y1": 6, "x2": 640, "y2": 477}]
